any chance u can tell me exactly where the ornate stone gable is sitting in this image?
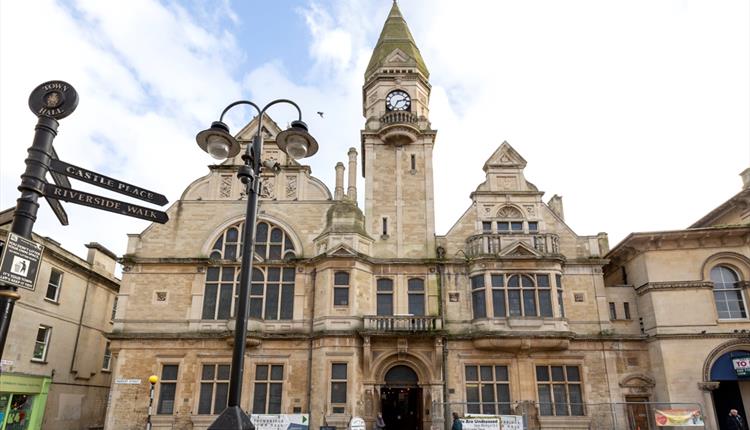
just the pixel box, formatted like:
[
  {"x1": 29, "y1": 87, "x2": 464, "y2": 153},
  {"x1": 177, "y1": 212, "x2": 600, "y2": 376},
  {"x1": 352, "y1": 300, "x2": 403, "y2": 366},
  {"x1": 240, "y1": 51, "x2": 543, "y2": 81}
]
[{"x1": 483, "y1": 141, "x2": 528, "y2": 171}]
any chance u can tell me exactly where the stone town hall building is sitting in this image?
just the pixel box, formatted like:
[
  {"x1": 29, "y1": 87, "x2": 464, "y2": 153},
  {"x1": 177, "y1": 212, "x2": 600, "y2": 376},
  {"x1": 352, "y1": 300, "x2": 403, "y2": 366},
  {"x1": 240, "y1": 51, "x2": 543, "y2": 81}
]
[{"x1": 105, "y1": 4, "x2": 750, "y2": 430}]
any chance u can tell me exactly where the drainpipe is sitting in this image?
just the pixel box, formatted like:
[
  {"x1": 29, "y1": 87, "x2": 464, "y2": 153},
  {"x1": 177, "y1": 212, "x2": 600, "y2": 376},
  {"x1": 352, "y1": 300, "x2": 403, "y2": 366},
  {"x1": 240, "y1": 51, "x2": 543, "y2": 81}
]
[
  {"x1": 306, "y1": 268, "x2": 317, "y2": 423},
  {"x1": 70, "y1": 273, "x2": 92, "y2": 374},
  {"x1": 437, "y1": 259, "x2": 450, "y2": 430}
]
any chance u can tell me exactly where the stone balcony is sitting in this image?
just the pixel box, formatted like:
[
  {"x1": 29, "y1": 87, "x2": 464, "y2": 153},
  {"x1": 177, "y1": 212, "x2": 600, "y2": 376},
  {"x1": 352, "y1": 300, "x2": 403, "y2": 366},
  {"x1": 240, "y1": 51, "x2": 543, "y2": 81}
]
[
  {"x1": 362, "y1": 315, "x2": 442, "y2": 333},
  {"x1": 380, "y1": 111, "x2": 418, "y2": 125},
  {"x1": 465, "y1": 232, "x2": 561, "y2": 258}
]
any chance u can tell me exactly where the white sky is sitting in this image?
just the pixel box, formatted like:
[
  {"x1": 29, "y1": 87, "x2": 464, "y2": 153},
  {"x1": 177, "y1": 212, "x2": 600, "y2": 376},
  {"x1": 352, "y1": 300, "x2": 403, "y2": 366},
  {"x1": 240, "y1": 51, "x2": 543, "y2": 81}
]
[{"x1": 1, "y1": 0, "x2": 748, "y2": 264}]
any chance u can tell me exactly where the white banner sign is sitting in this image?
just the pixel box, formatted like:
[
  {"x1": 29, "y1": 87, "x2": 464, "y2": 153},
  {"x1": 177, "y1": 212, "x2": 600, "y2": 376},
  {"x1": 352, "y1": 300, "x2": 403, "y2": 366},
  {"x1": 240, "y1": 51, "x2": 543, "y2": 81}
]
[
  {"x1": 350, "y1": 417, "x2": 365, "y2": 430},
  {"x1": 463, "y1": 417, "x2": 500, "y2": 430},
  {"x1": 464, "y1": 415, "x2": 523, "y2": 430},
  {"x1": 115, "y1": 378, "x2": 141, "y2": 385},
  {"x1": 500, "y1": 415, "x2": 523, "y2": 430},
  {"x1": 250, "y1": 414, "x2": 309, "y2": 430}
]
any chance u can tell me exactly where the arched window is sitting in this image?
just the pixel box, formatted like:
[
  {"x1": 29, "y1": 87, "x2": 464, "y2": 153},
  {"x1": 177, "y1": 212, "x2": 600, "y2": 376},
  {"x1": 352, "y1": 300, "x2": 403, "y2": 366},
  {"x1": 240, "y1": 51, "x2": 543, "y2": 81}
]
[
  {"x1": 712, "y1": 266, "x2": 747, "y2": 319},
  {"x1": 202, "y1": 221, "x2": 297, "y2": 320},
  {"x1": 209, "y1": 221, "x2": 296, "y2": 261}
]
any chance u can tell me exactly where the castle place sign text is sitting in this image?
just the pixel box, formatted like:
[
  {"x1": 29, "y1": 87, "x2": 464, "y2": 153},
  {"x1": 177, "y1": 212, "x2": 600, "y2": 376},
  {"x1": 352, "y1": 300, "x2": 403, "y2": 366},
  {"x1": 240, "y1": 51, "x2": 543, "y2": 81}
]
[
  {"x1": 49, "y1": 159, "x2": 167, "y2": 206},
  {"x1": 44, "y1": 183, "x2": 168, "y2": 224}
]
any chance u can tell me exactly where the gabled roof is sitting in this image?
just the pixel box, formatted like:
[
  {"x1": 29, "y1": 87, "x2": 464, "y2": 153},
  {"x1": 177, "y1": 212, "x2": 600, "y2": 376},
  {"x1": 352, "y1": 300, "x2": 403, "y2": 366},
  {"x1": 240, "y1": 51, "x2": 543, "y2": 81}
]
[
  {"x1": 366, "y1": 1, "x2": 429, "y2": 79},
  {"x1": 483, "y1": 141, "x2": 528, "y2": 171},
  {"x1": 690, "y1": 187, "x2": 750, "y2": 228}
]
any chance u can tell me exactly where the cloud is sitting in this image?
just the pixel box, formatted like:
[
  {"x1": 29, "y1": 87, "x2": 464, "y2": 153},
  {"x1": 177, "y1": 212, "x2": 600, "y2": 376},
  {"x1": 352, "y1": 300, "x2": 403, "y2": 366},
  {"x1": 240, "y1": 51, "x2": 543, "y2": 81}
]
[
  {"x1": 1, "y1": 0, "x2": 748, "y2": 268},
  {"x1": 276, "y1": 0, "x2": 749, "y2": 246},
  {"x1": 0, "y1": 0, "x2": 243, "y2": 262}
]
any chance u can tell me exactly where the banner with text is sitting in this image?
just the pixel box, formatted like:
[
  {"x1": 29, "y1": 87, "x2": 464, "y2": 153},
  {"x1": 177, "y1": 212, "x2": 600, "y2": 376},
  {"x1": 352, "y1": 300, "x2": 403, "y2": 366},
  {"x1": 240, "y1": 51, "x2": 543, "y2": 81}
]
[
  {"x1": 654, "y1": 409, "x2": 704, "y2": 426},
  {"x1": 250, "y1": 414, "x2": 309, "y2": 430},
  {"x1": 464, "y1": 414, "x2": 524, "y2": 430}
]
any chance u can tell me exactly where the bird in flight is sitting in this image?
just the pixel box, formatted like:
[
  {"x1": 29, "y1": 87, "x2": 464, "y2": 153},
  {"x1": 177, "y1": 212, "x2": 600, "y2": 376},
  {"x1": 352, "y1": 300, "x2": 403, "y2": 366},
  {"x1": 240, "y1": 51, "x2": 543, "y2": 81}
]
[{"x1": 317, "y1": 111, "x2": 324, "y2": 118}]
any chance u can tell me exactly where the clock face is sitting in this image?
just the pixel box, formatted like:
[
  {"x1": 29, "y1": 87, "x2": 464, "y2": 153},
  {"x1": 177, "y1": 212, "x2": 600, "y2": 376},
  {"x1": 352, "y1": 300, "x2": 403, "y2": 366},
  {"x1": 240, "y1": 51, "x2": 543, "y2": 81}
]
[{"x1": 386, "y1": 90, "x2": 411, "y2": 111}]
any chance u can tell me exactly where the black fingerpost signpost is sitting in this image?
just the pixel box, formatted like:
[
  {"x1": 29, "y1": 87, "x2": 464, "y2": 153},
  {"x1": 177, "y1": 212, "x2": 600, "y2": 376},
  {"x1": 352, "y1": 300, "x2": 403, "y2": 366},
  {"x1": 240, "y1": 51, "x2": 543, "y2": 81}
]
[{"x1": 0, "y1": 81, "x2": 169, "y2": 359}]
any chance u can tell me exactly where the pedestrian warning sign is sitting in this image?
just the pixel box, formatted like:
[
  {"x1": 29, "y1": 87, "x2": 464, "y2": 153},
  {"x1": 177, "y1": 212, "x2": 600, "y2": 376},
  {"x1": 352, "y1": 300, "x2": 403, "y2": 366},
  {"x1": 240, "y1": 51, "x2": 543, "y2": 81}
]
[{"x1": 0, "y1": 233, "x2": 44, "y2": 290}]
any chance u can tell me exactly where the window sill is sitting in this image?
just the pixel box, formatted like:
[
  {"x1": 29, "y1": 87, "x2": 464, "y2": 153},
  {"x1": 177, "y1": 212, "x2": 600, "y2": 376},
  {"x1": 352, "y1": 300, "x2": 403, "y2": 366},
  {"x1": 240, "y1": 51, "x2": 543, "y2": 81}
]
[
  {"x1": 44, "y1": 298, "x2": 60, "y2": 305},
  {"x1": 471, "y1": 316, "x2": 559, "y2": 321},
  {"x1": 717, "y1": 318, "x2": 750, "y2": 323},
  {"x1": 101, "y1": 369, "x2": 111, "y2": 373},
  {"x1": 30, "y1": 358, "x2": 47, "y2": 364}
]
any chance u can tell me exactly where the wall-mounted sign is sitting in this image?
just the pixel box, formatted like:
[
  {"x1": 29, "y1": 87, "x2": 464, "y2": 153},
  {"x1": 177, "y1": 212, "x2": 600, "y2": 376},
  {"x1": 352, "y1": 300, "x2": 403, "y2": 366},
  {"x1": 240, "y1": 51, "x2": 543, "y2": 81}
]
[
  {"x1": 250, "y1": 414, "x2": 309, "y2": 430},
  {"x1": 733, "y1": 356, "x2": 750, "y2": 377},
  {"x1": 0, "y1": 233, "x2": 44, "y2": 290},
  {"x1": 115, "y1": 379, "x2": 142, "y2": 385},
  {"x1": 350, "y1": 417, "x2": 365, "y2": 430}
]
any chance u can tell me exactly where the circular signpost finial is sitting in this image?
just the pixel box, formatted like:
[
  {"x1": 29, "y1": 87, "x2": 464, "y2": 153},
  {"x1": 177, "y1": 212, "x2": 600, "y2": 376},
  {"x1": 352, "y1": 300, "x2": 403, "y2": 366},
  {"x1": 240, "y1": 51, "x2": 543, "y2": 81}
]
[{"x1": 28, "y1": 80, "x2": 79, "y2": 119}]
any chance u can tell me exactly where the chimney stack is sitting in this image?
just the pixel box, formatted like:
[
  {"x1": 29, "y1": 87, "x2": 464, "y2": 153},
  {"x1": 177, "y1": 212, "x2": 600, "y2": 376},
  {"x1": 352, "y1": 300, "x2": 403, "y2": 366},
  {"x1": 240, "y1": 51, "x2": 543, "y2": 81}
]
[
  {"x1": 347, "y1": 147, "x2": 358, "y2": 202},
  {"x1": 741, "y1": 168, "x2": 750, "y2": 190},
  {"x1": 548, "y1": 195, "x2": 565, "y2": 221},
  {"x1": 334, "y1": 162, "x2": 345, "y2": 200}
]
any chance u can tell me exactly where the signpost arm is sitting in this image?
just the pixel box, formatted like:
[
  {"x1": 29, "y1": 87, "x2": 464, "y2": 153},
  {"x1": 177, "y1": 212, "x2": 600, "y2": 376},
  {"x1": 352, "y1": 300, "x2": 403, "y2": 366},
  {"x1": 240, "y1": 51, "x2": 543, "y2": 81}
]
[{"x1": 0, "y1": 115, "x2": 59, "y2": 357}]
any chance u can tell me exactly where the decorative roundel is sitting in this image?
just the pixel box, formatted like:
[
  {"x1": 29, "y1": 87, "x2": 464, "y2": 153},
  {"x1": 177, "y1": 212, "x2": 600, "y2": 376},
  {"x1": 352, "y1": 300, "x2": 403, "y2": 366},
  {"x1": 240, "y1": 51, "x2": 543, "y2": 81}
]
[
  {"x1": 385, "y1": 90, "x2": 411, "y2": 111},
  {"x1": 28, "y1": 80, "x2": 79, "y2": 119}
]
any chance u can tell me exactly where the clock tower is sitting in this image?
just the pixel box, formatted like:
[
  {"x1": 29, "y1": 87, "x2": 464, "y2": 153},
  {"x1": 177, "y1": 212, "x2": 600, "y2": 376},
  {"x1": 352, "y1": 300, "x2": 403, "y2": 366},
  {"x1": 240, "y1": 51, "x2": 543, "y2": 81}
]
[{"x1": 361, "y1": 1, "x2": 436, "y2": 258}]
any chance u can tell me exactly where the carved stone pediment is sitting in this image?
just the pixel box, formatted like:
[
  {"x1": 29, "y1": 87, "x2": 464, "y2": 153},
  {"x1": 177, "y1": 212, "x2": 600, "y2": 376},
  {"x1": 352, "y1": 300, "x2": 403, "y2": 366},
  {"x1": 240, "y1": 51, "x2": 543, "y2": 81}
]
[
  {"x1": 499, "y1": 241, "x2": 543, "y2": 257},
  {"x1": 327, "y1": 243, "x2": 358, "y2": 258},
  {"x1": 483, "y1": 141, "x2": 528, "y2": 171},
  {"x1": 619, "y1": 374, "x2": 656, "y2": 389}
]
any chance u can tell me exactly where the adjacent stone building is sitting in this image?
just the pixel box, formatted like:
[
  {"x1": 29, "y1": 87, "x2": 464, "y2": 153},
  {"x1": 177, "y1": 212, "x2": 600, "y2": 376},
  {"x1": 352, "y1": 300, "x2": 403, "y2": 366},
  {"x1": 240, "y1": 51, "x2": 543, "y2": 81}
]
[
  {"x1": 104, "y1": 3, "x2": 749, "y2": 430},
  {"x1": 604, "y1": 170, "x2": 750, "y2": 429},
  {"x1": 0, "y1": 226, "x2": 120, "y2": 430}
]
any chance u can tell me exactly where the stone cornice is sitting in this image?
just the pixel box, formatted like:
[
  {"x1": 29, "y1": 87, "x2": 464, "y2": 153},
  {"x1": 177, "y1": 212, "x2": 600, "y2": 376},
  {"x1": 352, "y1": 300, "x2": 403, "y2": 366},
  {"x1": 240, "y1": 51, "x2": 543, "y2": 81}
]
[
  {"x1": 606, "y1": 225, "x2": 750, "y2": 268},
  {"x1": 635, "y1": 281, "x2": 713, "y2": 296},
  {"x1": 646, "y1": 333, "x2": 750, "y2": 342}
]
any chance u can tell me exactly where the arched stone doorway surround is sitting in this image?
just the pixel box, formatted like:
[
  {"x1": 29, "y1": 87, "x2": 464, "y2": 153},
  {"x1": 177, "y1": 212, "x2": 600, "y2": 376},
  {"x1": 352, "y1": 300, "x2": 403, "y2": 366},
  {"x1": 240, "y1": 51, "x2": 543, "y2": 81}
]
[
  {"x1": 364, "y1": 351, "x2": 442, "y2": 430},
  {"x1": 700, "y1": 339, "x2": 750, "y2": 430}
]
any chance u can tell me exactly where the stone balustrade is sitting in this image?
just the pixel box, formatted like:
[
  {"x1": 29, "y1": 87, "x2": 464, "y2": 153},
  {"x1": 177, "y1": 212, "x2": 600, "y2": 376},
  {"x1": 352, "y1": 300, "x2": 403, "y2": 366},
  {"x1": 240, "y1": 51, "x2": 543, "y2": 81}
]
[
  {"x1": 465, "y1": 232, "x2": 561, "y2": 257},
  {"x1": 363, "y1": 315, "x2": 441, "y2": 332}
]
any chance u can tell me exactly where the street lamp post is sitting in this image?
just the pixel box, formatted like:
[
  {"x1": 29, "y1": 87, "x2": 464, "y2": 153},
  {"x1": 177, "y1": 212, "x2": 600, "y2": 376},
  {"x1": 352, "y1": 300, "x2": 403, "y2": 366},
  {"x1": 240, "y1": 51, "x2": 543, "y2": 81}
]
[
  {"x1": 146, "y1": 374, "x2": 158, "y2": 430},
  {"x1": 195, "y1": 99, "x2": 318, "y2": 430}
]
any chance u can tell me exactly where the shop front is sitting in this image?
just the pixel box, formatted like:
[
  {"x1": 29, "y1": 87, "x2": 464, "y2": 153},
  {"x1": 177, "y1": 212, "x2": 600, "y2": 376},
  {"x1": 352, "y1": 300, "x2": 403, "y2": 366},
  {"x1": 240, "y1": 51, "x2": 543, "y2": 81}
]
[
  {"x1": 708, "y1": 349, "x2": 750, "y2": 430},
  {"x1": 0, "y1": 373, "x2": 50, "y2": 430}
]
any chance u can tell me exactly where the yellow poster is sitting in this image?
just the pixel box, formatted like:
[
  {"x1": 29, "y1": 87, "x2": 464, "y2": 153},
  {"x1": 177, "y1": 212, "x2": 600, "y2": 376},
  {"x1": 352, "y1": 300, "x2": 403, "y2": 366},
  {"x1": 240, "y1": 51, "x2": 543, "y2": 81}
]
[{"x1": 654, "y1": 409, "x2": 704, "y2": 426}]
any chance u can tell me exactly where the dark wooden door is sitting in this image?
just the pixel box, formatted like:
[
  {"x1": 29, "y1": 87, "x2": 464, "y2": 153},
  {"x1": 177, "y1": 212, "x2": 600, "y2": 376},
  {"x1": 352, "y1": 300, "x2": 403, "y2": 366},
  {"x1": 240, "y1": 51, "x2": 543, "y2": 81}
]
[{"x1": 626, "y1": 396, "x2": 651, "y2": 430}]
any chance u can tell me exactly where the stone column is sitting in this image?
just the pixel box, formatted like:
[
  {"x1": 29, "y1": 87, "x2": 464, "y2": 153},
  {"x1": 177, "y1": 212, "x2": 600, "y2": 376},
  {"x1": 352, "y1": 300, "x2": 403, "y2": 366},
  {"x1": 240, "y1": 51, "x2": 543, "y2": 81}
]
[
  {"x1": 335, "y1": 162, "x2": 345, "y2": 200},
  {"x1": 347, "y1": 147, "x2": 358, "y2": 202},
  {"x1": 698, "y1": 381, "x2": 720, "y2": 430}
]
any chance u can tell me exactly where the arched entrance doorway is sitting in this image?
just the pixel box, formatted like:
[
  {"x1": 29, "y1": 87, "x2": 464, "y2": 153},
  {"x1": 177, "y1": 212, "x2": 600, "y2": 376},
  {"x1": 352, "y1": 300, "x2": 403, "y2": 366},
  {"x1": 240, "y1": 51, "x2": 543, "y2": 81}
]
[
  {"x1": 710, "y1": 350, "x2": 750, "y2": 430},
  {"x1": 381, "y1": 365, "x2": 422, "y2": 430}
]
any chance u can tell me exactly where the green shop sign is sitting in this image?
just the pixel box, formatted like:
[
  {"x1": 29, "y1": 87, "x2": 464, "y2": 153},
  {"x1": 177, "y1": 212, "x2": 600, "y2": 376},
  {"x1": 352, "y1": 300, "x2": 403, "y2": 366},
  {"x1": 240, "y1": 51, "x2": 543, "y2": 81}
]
[{"x1": 0, "y1": 374, "x2": 50, "y2": 430}]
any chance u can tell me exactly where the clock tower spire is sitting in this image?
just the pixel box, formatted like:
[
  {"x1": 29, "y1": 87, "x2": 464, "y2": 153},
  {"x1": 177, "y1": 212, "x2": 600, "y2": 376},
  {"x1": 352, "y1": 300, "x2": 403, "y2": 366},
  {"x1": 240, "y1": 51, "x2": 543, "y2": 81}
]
[{"x1": 361, "y1": 2, "x2": 436, "y2": 259}]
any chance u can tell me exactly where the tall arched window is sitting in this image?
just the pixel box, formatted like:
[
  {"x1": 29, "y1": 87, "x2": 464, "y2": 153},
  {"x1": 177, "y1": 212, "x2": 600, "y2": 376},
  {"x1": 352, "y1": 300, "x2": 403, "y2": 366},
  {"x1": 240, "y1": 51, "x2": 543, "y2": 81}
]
[
  {"x1": 202, "y1": 221, "x2": 297, "y2": 320},
  {"x1": 712, "y1": 266, "x2": 747, "y2": 319}
]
